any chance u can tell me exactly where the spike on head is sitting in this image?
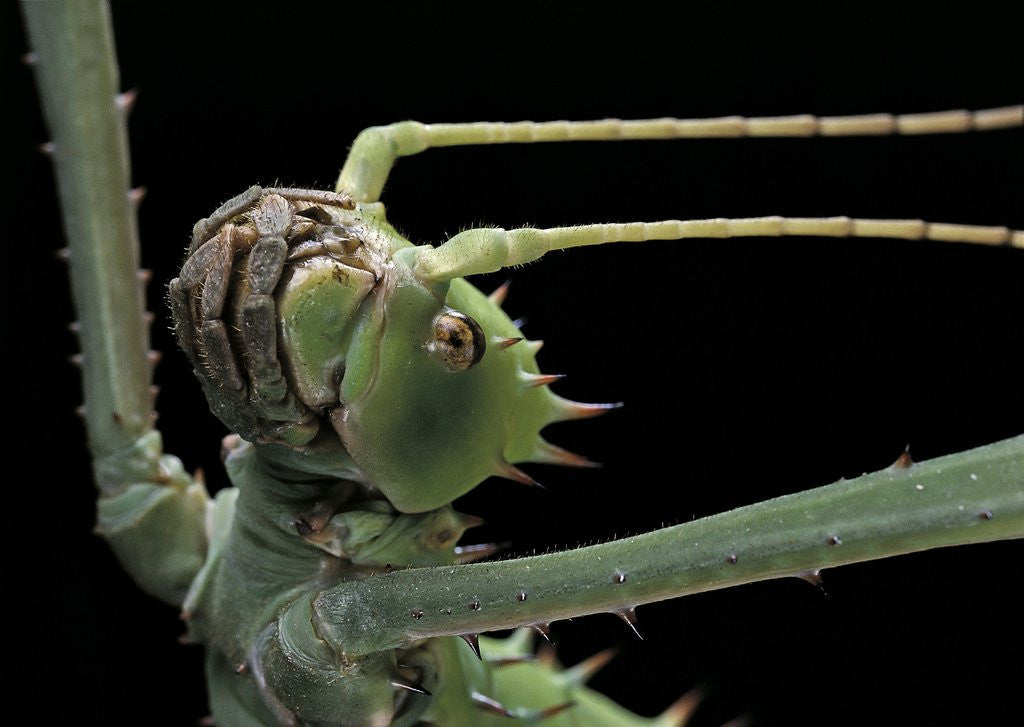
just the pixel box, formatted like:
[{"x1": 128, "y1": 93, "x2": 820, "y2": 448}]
[
  {"x1": 616, "y1": 607, "x2": 643, "y2": 640},
  {"x1": 561, "y1": 648, "x2": 617, "y2": 686},
  {"x1": 520, "y1": 371, "x2": 566, "y2": 389},
  {"x1": 488, "y1": 280, "x2": 511, "y2": 306},
  {"x1": 531, "y1": 440, "x2": 600, "y2": 468},
  {"x1": 538, "y1": 701, "x2": 577, "y2": 719},
  {"x1": 471, "y1": 692, "x2": 515, "y2": 717},
  {"x1": 495, "y1": 336, "x2": 524, "y2": 350},
  {"x1": 658, "y1": 687, "x2": 705, "y2": 727},
  {"x1": 495, "y1": 461, "x2": 542, "y2": 488},
  {"x1": 549, "y1": 394, "x2": 624, "y2": 422},
  {"x1": 488, "y1": 654, "x2": 536, "y2": 668}
]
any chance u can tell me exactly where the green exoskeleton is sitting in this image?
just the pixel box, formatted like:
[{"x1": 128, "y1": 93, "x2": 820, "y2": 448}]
[{"x1": 22, "y1": 2, "x2": 1023, "y2": 725}]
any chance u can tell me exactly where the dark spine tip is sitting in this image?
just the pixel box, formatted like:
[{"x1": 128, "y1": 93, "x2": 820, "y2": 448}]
[
  {"x1": 891, "y1": 446, "x2": 914, "y2": 469},
  {"x1": 531, "y1": 622, "x2": 554, "y2": 644},
  {"x1": 727, "y1": 554, "x2": 738, "y2": 564},
  {"x1": 616, "y1": 607, "x2": 643, "y2": 640},
  {"x1": 516, "y1": 590, "x2": 528, "y2": 602},
  {"x1": 390, "y1": 678, "x2": 432, "y2": 696},
  {"x1": 498, "y1": 336, "x2": 524, "y2": 350},
  {"x1": 460, "y1": 633, "x2": 482, "y2": 660},
  {"x1": 539, "y1": 701, "x2": 577, "y2": 719},
  {"x1": 979, "y1": 510, "x2": 994, "y2": 520},
  {"x1": 410, "y1": 608, "x2": 424, "y2": 620},
  {"x1": 827, "y1": 535, "x2": 842, "y2": 546},
  {"x1": 471, "y1": 692, "x2": 515, "y2": 717}
]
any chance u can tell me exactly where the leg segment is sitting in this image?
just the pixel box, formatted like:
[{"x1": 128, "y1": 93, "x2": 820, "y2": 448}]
[{"x1": 336, "y1": 106, "x2": 1023, "y2": 203}]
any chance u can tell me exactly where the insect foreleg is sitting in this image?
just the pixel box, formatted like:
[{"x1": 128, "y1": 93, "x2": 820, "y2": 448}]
[{"x1": 336, "y1": 106, "x2": 1022, "y2": 203}]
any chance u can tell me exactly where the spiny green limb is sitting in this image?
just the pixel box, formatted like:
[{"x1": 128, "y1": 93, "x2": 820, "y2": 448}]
[
  {"x1": 414, "y1": 217, "x2": 1024, "y2": 281},
  {"x1": 306, "y1": 434, "x2": 1022, "y2": 657},
  {"x1": 23, "y1": 0, "x2": 209, "y2": 606},
  {"x1": 23, "y1": 0, "x2": 153, "y2": 455}
]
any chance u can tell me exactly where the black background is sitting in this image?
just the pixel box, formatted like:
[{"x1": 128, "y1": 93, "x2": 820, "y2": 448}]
[{"x1": 9, "y1": 1, "x2": 1022, "y2": 725}]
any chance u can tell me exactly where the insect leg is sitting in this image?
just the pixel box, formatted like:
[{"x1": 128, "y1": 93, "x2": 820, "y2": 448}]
[{"x1": 336, "y1": 106, "x2": 1022, "y2": 203}]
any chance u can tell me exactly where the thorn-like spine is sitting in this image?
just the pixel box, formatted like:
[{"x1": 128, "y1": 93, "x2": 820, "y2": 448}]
[
  {"x1": 891, "y1": 445, "x2": 914, "y2": 469},
  {"x1": 38, "y1": 141, "x2": 56, "y2": 157},
  {"x1": 520, "y1": 371, "x2": 566, "y2": 389},
  {"x1": 530, "y1": 622, "x2": 554, "y2": 644},
  {"x1": 459, "y1": 633, "x2": 482, "y2": 660},
  {"x1": 495, "y1": 461, "x2": 542, "y2": 488},
  {"x1": 116, "y1": 88, "x2": 138, "y2": 114},
  {"x1": 488, "y1": 280, "x2": 511, "y2": 306},
  {"x1": 495, "y1": 336, "x2": 523, "y2": 350},
  {"x1": 67, "y1": 321, "x2": 81, "y2": 334},
  {"x1": 538, "y1": 701, "x2": 576, "y2": 719},
  {"x1": 797, "y1": 568, "x2": 823, "y2": 587},
  {"x1": 561, "y1": 648, "x2": 617, "y2": 686},
  {"x1": 390, "y1": 678, "x2": 432, "y2": 696},
  {"x1": 454, "y1": 543, "x2": 505, "y2": 563},
  {"x1": 129, "y1": 186, "x2": 147, "y2": 208},
  {"x1": 532, "y1": 440, "x2": 600, "y2": 468},
  {"x1": 471, "y1": 692, "x2": 514, "y2": 717},
  {"x1": 54, "y1": 247, "x2": 71, "y2": 261},
  {"x1": 488, "y1": 654, "x2": 536, "y2": 667},
  {"x1": 550, "y1": 396, "x2": 623, "y2": 421},
  {"x1": 69, "y1": 353, "x2": 84, "y2": 368},
  {"x1": 615, "y1": 607, "x2": 643, "y2": 640},
  {"x1": 657, "y1": 687, "x2": 705, "y2": 727},
  {"x1": 525, "y1": 339, "x2": 544, "y2": 354},
  {"x1": 147, "y1": 349, "x2": 162, "y2": 367}
]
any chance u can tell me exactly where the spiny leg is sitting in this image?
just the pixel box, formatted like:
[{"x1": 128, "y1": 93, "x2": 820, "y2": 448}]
[{"x1": 337, "y1": 106, "x2": 1023, "y2": 203}]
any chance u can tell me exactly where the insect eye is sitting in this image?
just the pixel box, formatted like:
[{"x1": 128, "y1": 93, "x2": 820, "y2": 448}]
[{"x1": 429, "y1": 310, "x2": 486, "y2": 371}]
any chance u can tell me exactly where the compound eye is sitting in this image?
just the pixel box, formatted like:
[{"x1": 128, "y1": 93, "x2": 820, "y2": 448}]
[{"x1": 430, "y1": 310, "x2": 486, "y2": 371}]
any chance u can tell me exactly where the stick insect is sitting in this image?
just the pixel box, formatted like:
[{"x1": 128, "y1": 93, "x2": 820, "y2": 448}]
[{"x1": 20, "y1": 2, "x2": 1022, "y2": 725}]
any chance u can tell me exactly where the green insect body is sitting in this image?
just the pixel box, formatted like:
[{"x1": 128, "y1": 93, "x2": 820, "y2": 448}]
[
  {"x1": 22, "y1": 3, "x2": 1024, "y2": 725},
  {"x1": 166, "y1": 185, "x2": 643, "y2": 725}
]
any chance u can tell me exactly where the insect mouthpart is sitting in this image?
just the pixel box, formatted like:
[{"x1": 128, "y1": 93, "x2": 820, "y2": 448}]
[{"x1": 170, "y1": 186, "x2": 378, "y2": 447}]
